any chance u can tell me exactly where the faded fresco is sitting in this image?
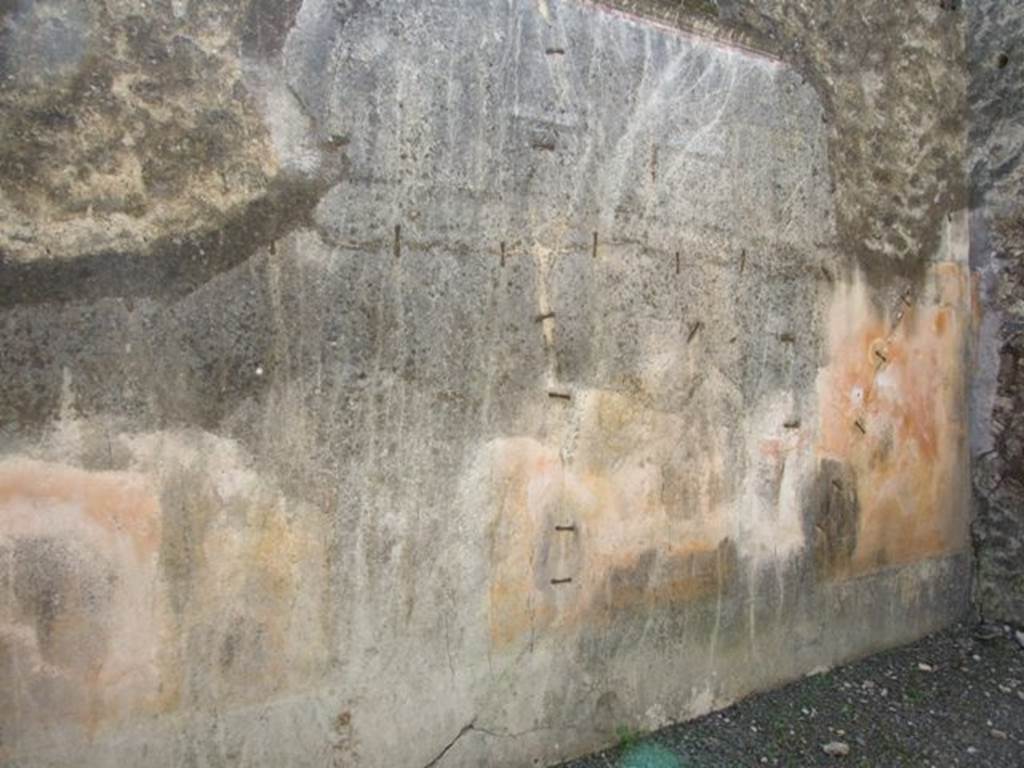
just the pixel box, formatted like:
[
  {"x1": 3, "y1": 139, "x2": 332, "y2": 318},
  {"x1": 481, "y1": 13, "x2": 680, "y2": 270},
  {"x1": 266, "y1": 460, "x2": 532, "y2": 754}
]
[{"x1": 0, "y1": 0, "x2": 970, "y2": 766}]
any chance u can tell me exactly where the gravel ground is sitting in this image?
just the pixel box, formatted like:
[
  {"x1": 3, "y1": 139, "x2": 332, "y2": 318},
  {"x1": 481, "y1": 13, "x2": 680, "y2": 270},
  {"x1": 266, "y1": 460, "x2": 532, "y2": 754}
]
[{"x1": 554, "y1": 622, "x2": 1024, "y2": 768}]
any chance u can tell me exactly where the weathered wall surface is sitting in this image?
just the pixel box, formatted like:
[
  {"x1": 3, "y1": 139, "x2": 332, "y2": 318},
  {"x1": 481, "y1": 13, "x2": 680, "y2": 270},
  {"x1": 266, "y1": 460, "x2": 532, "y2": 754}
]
[
  {"x1": 0, "y1": 1, "x2": 971, "y2": 766},
  {"x1": 969, "y1": 0, "x2": 1024, "y2": 627}
]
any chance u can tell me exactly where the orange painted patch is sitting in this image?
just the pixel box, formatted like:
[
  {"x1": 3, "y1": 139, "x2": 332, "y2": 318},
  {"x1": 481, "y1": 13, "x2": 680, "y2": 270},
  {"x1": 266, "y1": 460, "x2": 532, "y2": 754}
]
[
  {"x1": 485, "y1": 389, "x2": 734, "y2": 648},
  {"x1": 0, "y1": 460, "x2": 159, "y2": 557},
  {"x1": 816, "y1": 265, "x2": 970, "y2": 578},
  {"x1": 0, "y1": 459, "x2": 164, "y2": 744},
  {"x1": 0, "y1": 445, "x2": 331, "y2": 758}
]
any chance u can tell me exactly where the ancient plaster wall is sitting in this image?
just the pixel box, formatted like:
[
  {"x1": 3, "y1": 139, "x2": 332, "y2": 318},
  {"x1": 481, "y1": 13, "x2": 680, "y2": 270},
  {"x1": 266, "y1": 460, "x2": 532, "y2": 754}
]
[{"x1": 0, "y1": 1, "x2": 971, "y2": 766}]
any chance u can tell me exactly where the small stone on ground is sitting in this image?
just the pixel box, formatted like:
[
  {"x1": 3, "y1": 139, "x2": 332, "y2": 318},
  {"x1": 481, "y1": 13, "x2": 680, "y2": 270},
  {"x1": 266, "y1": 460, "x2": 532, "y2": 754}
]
[{"x1": 822, "y1": 741, "x2": 850, "y2": 757}]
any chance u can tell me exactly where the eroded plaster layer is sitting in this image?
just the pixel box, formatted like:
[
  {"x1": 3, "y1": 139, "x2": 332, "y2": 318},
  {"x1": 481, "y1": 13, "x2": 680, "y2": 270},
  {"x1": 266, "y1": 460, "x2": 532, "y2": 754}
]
[{"x1": 0, "y1": 1, "x2": 971, "y2": 766}]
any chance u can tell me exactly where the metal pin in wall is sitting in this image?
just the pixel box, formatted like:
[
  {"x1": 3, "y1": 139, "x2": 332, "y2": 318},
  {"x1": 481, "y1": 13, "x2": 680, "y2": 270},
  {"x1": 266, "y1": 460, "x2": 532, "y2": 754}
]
[
  {"x1": 900, "y1": 289, "x2": 913, "y2": 306},
  {"x1": 550, "y1": 578, "x2": 573, "y2": 585},
  {"x1": 832, "y1": 479, "x2": 843, "y2": 491},
  {"x1": 854, "y1": 419, "x2": 867, "y2": 434},
  {"x1": 675, "y1": 251, "x2": 681, "y2": 275},
  {"x1": 393, "y1": 224, "x2": 401, "y2": 259},
  {"x1": 740, "y1": 249, "x2": 747, "y2": 274},
  {"x1": 554, "y1": 525, "x2": 576, "y2": 532},
  {"x1": 548, "y1": 391, "x2": 572, "y2": 400},
  {"x1": 592, "y1": 231, "x2": 598, "y2": 260},
  {"x1": 779, "y1": 332, "x2": 796, "y2": 343},
  {"x1": 545, "y1": 47, "x2": 565, "y2": 55},
  {"x1": 784, "y1": 419, "x2": 801, "y2": 429},
  {"x1": 687, "y1": 320, "x2": 703, "y2": 344},
  {"x1": 874, "y1": 349, "x2": 888, "y2": 364},
  {"x1": 500, "y1": 241, "x2": 506, "y2": 267},
  {"x1": 535, "y1": 312, "x2": 555, "y2": 322}
]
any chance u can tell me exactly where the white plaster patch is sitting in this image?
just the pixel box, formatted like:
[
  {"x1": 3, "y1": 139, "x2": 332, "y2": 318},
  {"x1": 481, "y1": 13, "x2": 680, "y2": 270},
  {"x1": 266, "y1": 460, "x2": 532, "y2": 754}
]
[
  {"x1": 850, "y1": 385, "x2": 864, "y2": 407},
  {"x1": 936, "y1": 208, "x2": 970, "y2": 265},
  {"x1": 735, "y1": 392, "x2": 809, "y2": 565},
  {"x1": 685, "y1": 685, "x2": 716, "y2": 719},
  {"x1": 247, "y1": 68, "x2": 323, "y2": 175}
]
